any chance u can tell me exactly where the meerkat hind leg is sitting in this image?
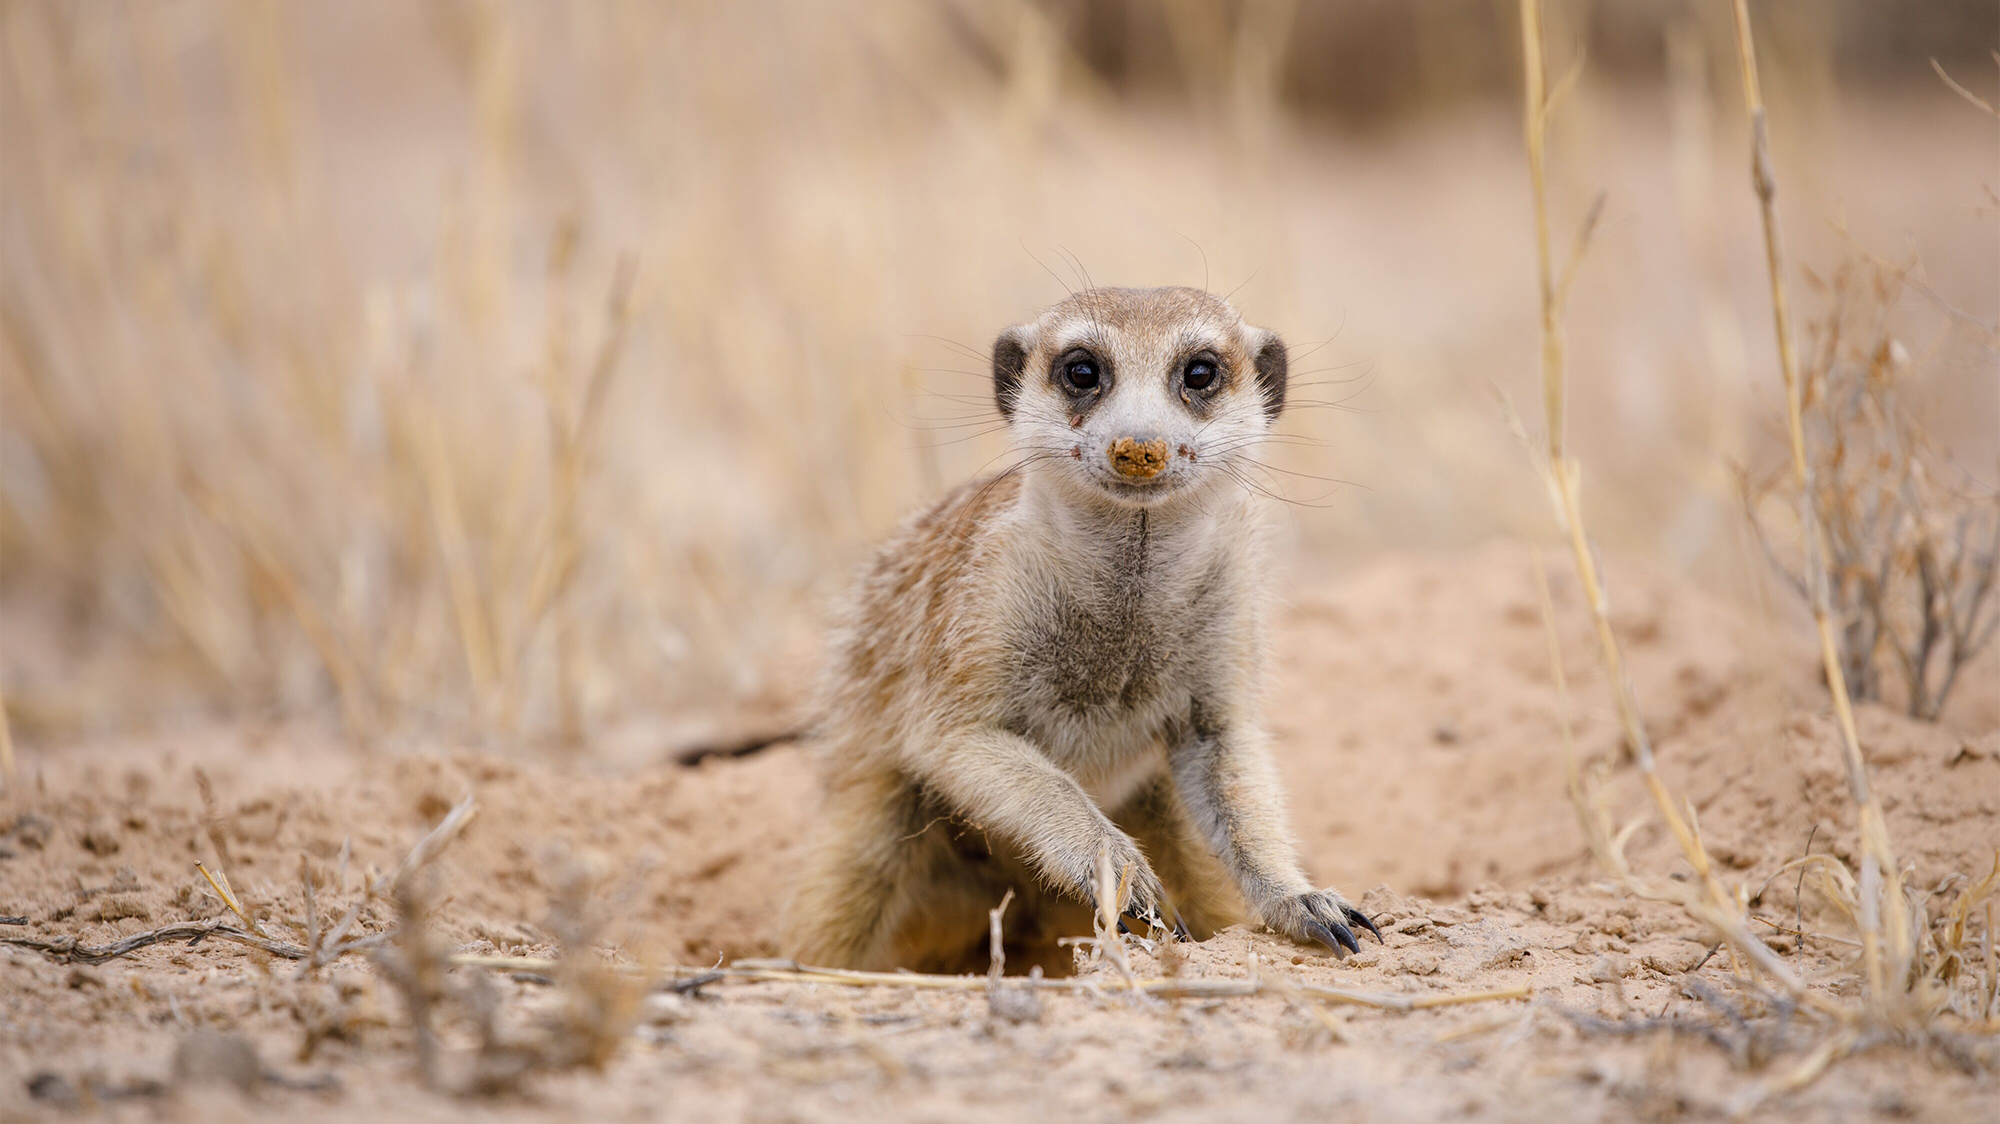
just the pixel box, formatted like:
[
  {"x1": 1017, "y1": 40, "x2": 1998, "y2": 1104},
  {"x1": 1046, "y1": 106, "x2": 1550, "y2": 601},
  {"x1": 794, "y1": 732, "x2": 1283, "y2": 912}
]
[
  {"x1": 902, "y1": 820, "x2": 1095, "y2": 976},
  {"x1": 782, "y1": 768, "x2": 958, "y2": 970}
]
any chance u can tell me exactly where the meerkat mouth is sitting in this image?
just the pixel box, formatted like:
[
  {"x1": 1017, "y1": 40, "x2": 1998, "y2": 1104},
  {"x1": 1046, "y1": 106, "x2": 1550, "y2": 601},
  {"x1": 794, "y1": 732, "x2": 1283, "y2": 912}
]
[{"x1": 1107, "y1": 437, "x2": 1170, "y2": 480}]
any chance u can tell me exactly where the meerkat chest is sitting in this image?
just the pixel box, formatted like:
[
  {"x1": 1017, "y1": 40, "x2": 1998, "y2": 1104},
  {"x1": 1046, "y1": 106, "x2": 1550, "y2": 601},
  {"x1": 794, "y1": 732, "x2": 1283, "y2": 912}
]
[
  {"x1": 1002, "y1": 567, "x2": 1229, "y2": 804},
  {"x1": 1002, "y1": 522, "x2": 1237, "y2": 744}
]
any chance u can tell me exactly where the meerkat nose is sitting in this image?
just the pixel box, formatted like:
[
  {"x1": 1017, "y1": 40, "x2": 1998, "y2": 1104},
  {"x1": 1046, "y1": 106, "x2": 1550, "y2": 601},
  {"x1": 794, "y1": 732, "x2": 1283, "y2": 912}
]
[{"x1": 1108, "y1": 436, "x2": 1170, "y2": 480}]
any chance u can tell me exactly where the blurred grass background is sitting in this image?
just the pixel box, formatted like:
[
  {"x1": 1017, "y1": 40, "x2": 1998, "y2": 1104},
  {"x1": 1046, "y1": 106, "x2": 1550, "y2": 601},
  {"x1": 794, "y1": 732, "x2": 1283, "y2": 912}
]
[{"x1": 1, "y1": 0, "x2": 1993, "y2": 751}]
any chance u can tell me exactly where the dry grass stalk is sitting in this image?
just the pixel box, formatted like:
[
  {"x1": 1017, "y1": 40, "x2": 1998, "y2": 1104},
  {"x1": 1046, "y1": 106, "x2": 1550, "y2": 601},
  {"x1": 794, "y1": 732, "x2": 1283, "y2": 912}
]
[
  {"x1": 1531, "y1": 550, "x2": 1627, "y2": 882},
  {"x1": 464, "y1": 954, "x2": 1532, "y2": 1012},
  {"x1": 373, "y1": 868, "x2": 449, "y2": 1086},
  {"x1": 2, "y1": 919, "x2": 315, "y2": 964},
  {"x1": 529, "y1": 851, "x2": 649, "y2": 1073},
  {"x1": 1511, "y1": 0, "x2": 1994, "y2": 1100},
  {"x1": 1985, "y1": 901, "x2": 1997, "y2": 1024},
  {"x1": 0, "y1": 683, "x2": 15, "y2": 795},
  {"x1": 194, "y1": 860, "x2": 257, "y2": 934},
  {"x1": 1728, "y1": 0, "x2": 1912, "y2": 1012},
  {"x1": 379, "y1": 793, "x2": 480, "y2": 894},
  {"x1": 984, "y1": 888, "x2": 1044, "y2": 1022},
  {"x1": 987, "y1": 887, "x2": 1014, "y2": 983},
  {"x1": 1516, "y1": 0, "x2": 1802, "y2": 997}
]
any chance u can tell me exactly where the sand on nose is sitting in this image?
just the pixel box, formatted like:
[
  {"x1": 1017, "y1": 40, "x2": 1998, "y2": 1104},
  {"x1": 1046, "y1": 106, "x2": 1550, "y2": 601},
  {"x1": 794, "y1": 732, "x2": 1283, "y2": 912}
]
[{"x1": 1108, "y1": 436, "x2": 1169, "y2": 479}]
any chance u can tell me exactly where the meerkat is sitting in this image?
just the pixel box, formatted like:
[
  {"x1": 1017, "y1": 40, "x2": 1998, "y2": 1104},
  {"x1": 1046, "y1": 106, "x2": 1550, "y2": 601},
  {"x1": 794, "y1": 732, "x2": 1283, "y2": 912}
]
[{"x1": 780, "y1": 286, "x2": 1382, "y2": 975}]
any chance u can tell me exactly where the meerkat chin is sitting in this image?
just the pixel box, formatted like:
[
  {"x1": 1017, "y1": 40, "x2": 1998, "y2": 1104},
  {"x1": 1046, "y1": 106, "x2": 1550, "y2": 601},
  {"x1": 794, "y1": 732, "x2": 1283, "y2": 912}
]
[{"x1": 780, "y1": 285, "x2": 1384, "y2": 975}]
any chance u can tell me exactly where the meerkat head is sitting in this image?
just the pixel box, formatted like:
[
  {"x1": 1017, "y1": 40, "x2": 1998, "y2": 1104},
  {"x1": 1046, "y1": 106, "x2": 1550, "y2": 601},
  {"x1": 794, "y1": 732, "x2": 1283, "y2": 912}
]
[{"x1": 990, "y1": 286, "x2": 1286, "y2": 508}]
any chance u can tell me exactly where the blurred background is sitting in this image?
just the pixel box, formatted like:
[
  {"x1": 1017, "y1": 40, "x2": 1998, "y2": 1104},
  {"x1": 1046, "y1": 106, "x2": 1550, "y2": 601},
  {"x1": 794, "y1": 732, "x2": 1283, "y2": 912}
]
[{"x1": 2, "y1": 0, "x2": 1994, "y2": 753}]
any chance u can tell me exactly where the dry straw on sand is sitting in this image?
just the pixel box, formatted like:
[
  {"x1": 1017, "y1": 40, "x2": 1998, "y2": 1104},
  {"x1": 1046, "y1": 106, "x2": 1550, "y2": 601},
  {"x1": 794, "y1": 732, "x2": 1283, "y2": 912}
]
[{"x1": 1515, "y1": 0, "x2": 1997, "y2": 1106}]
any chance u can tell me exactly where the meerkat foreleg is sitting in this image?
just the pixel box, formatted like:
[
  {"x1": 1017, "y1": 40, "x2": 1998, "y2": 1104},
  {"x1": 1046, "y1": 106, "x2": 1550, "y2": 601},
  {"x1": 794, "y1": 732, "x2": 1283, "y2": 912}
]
[
  {"x1": 1110, "y1": 771, "x2": 1246, "y2": 939},
  {"x1": 910, "y1": 726, "x2": 1172, "y2": 928},
  {"x1": 1168, "y1": 706, "x2": 1383, "y2": 953}
]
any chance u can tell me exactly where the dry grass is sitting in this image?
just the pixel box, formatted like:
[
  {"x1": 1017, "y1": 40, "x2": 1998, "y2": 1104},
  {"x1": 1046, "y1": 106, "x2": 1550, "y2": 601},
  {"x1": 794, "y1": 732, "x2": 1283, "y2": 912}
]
[
  {"x1": 11, "y1": 2, "x2": 1946, "y2": 748},
  {"x1": 1515, "y1": 0, "x2": 1996, "y2": 1107},
  {"x1": 0, "y1": 2, "x2": 998, "y2": 742}
]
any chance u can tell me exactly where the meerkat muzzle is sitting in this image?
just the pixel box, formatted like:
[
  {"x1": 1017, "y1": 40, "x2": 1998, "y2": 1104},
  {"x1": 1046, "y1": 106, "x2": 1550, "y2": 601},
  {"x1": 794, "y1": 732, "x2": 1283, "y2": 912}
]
[{"x1": 1108, "y1": 437, "x2": 1170, "y2": 480}]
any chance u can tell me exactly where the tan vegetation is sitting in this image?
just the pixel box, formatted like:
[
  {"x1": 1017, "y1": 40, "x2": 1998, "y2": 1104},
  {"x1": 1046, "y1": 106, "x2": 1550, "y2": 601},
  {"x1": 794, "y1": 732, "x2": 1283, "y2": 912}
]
[
  {"x1": 1516, "y1": 1, "x2": 1995, "y2": 1108},
  {"x1": 1744, "y1": 260, "x2": 2000, "y2": 721},
  {"x1": 1, "y1": 1, "x2": 1995, "y2": 1120}
]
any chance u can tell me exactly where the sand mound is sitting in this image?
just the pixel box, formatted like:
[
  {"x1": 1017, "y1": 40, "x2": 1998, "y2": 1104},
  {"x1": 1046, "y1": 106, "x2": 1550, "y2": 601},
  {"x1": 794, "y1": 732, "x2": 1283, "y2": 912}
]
[
  {"x1": 3, "y1": 546, "x2": 1995, "y2": 1119},
  {"x1": 1270, "y1": 544, "x2": 1999, "y2": 900}
]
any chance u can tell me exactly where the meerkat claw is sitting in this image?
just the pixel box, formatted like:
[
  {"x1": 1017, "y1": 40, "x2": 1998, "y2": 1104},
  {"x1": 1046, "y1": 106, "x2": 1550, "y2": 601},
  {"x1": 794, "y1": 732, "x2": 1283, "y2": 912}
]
[
  {"x1": 1345, "y1": 905, "x2": 1384, "y2": 944},
  {"x1": 1117, "y1": 904, "x2": 1177, "y2": 941},
  {"x1": 1304, "y1": 917, "x2": 1359, "y2": 955}
]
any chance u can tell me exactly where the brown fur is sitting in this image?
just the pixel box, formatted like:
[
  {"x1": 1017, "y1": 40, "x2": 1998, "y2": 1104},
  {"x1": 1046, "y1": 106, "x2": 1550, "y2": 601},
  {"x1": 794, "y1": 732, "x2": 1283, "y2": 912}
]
[{"x1": 781, "y1": 287, "x2": 1377, "y2": 973}]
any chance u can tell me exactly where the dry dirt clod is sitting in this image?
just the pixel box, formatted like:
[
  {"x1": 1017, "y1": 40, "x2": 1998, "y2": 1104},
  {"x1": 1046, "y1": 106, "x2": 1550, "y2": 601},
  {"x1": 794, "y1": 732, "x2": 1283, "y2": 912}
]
[
  {"x1": 89, "y1": 896, "x2": 151, "y2": 923},
  {"x1": 173, "y1": 1028, "x2": 262, "y2": 1093},
  {"x1": 987, "y1": 985, "x2": 1043, "y2": 1024},
  {"x1": 1399, "y1": 952, "x2": 1441, "y2": 977},
  {"x1": 8, "y1": 813, "x2": 53, "y2": 851},
  {"x1": 1589, "y1": 954, "x2": 1632, "y2": 983},
  {"x1": 80, "y1": 818, "x2": 121, "y2": 855},
  {"x1": 26, "y1": 1071, "x2": 80, "y2": 1108}
]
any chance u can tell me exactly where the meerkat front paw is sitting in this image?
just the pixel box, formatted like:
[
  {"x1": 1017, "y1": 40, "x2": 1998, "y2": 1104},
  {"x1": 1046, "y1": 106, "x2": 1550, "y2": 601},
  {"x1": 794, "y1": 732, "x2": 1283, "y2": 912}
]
[
  {"x1": 1084, "y1": 836, "x2": 1183, "y2": 939},
  {"x1": 1264, "y1": 889, "x2": 1384, "y2": 955}
]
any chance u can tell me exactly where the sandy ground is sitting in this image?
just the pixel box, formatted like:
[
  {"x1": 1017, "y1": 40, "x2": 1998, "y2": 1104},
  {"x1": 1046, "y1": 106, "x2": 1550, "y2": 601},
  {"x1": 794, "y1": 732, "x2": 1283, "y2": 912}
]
[{"x1": 3, "y1": 545, "x2": 1997, "y2": 1122}]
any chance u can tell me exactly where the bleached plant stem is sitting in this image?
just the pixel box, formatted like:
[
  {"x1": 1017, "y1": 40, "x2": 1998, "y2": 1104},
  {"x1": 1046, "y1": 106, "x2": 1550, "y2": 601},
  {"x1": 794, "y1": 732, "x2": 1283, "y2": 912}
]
[
  {"x1": 1516, "y1": 0, "x2": 1804, "y2": 996},
  {"x1": 1727, "y1": 0, "x2": 1909, "y2": 1008}
]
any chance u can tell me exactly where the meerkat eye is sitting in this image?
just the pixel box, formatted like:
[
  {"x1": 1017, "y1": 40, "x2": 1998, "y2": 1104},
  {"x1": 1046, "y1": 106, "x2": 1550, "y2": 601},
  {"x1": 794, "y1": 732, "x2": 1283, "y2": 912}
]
[
  {"x1": 1059, "y1": 353, "x2": 1101, "y2": 394},
  {"x1": 1183, "y1": 357, "x2": 1219, "y2": 392}
]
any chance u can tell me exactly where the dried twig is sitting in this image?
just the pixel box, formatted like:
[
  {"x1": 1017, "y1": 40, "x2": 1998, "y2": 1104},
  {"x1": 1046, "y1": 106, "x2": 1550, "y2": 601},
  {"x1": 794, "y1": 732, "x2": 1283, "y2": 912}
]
[
  {"x1": 1729, "y1": 0, "x2": 1910, "y2": 1007},
  {"x1": 987, "y1": 888, "x2": 1014, "y2": 982},
  {"x1": 377, "y1": 792, "x2": 479, "y2": 895},
  {"x1": 2, "y1": 921, "x2": 309, "y2": 964},
  {"x1": 453, "y1": 954, "x2": 1533, "y2": 1011}
]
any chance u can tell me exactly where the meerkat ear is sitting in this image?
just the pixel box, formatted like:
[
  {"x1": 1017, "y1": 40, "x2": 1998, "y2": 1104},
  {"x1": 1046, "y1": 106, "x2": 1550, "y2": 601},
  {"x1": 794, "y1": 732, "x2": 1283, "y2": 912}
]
[
  {"x1": 992, "y1": 327, "x2": 1030, "y2": 419},
  {"x1": 1251, "y1": 329, "x2": 1287, "y2": 419}
]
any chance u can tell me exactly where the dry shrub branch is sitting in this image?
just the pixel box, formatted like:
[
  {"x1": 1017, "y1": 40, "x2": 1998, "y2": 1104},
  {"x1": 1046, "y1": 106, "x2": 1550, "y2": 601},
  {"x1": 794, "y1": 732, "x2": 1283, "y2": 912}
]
[{"x1": 1743, "y1": 260, "x2": 2000, "y2": 722}]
